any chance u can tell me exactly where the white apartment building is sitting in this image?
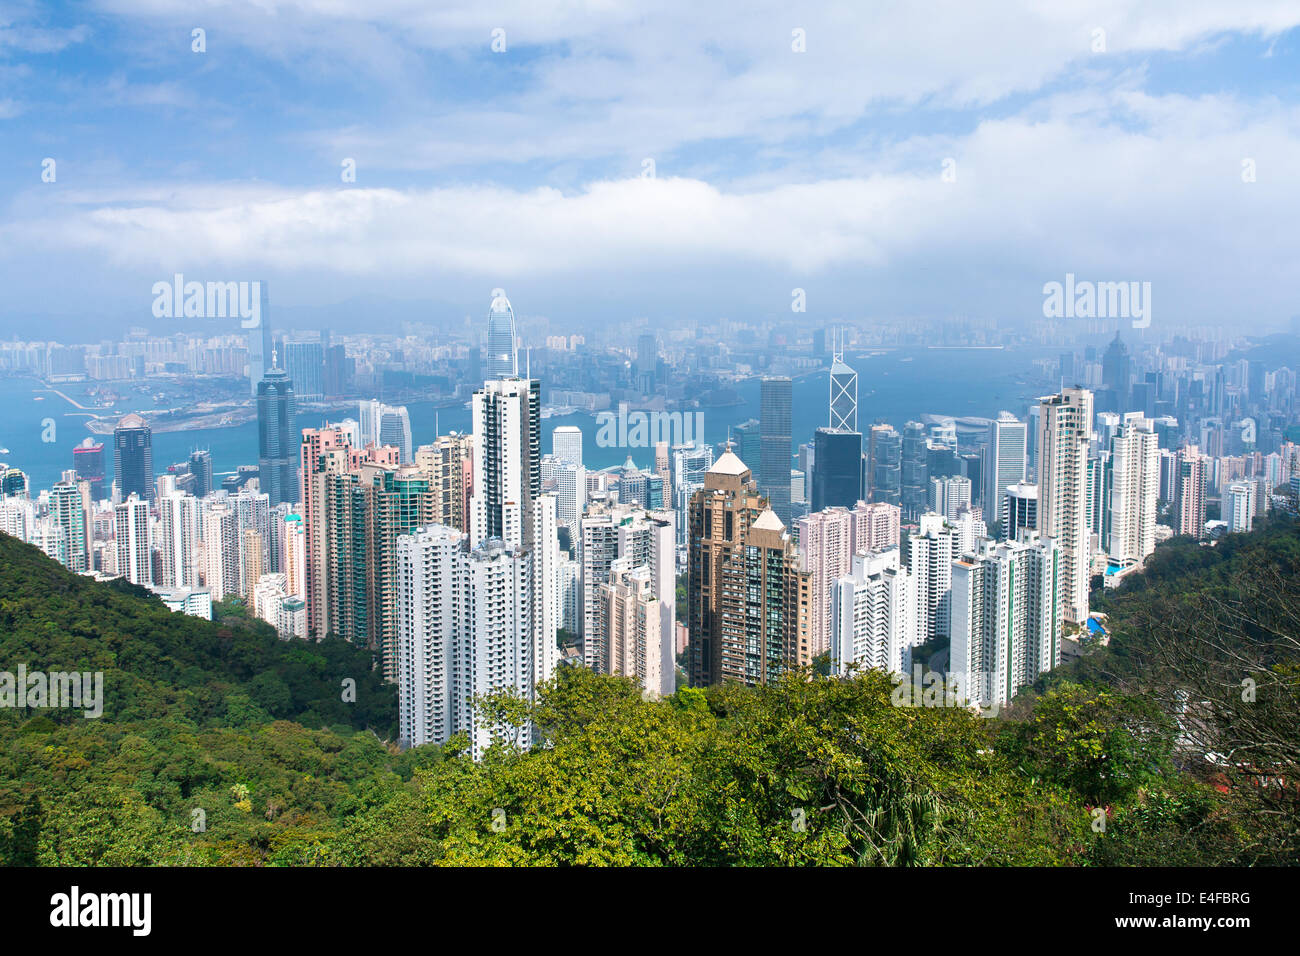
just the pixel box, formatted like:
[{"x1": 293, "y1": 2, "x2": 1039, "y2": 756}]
[
  {"x1": 905, "y1": 512, "x2": 958, "y2": 642},
  {"x1": 1106, "y1": 413, "x2": 1160, "y2": 565},
  {"x1": 950, "y1": 532, "x2": 1061, "y2": 711},
  {"x1": 828, "y1": 547, "x2": 918, "y2": 677},
  {"x1": 1037, "y1": 388, "x2": 1093, "y2": 623},
  {"x1": 114, "y1": 494, "x2": 152, "y2": 587},
  {"x1": 397, "y1": 527, "x2": 553, "y2": 761}
]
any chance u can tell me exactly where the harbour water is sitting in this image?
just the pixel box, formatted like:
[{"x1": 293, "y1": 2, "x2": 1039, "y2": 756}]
[{"x1": 0, "y1": 346, "x2": 1056, "y2": 495}]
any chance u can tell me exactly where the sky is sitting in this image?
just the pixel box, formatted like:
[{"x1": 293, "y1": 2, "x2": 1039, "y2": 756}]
[{"x1": 2, "y1": 0, "x2": 1300, "y2": 339}]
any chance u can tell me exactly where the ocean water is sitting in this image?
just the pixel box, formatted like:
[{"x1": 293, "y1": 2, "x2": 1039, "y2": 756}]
[{"x1": 0, "y1": 346, "x2": 1055, "y2": 495}]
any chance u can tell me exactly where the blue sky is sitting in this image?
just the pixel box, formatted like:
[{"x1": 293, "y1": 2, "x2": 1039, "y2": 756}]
[{"x1": 3, "y1": 0, "x2": 1300, "y2": 339}]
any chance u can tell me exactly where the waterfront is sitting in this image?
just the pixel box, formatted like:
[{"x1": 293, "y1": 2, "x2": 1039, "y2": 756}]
[{"x1": 0, "y1": 345, "x2": 1057, "y2": 494}]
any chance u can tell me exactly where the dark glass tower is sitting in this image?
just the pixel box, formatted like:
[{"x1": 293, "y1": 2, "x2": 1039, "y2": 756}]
[
  {"x1": 0, "y1": 468, "x2": 28, "y2": 498},
  {"x1": 73, "y1": 438, "x2": 106, "y2": 500},
  {"x1": 900, "y1": 420, "x2": 928, "y2": 520},
  {"x1": 258, "y1": 363, "x2": 299, "y2": 507},
  {"x1": 1102, "y1": 331, "x2": 1131, "y2": 412},
  {"x1": 733, "y1": 418, "x2": 761, "y2": 467},
  {"x1": 869, "y1": 424, "x2": 901, "y2": 505},
  {"x1": 188, "y1": 449, "x2": 214, "y2": 499},
  {"x1": 811, "y1": 427, "x2": 863, "y2": 513},
  {"x1": 113, "y1": 414, "x2": 154, "y2": 502},
  {"x1": 759, "y1": 376, "x2": 792, "y2": 524}
]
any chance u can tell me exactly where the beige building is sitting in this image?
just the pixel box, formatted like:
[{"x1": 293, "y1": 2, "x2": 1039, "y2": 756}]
[
  {"x1": 599, "y1": 559, "x2": 664, "y2": 697},
  {"x1": 688, "y1": 450, "x2": 811, "y2": 687}
]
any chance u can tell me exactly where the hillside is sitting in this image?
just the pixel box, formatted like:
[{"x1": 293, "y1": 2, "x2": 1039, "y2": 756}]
[
  {"x1": 0, "y1": 523, "x2": 1296, "y2": 866},
  {"x1": 0, "y1": 532, "x2": 406, "y2": 864}
]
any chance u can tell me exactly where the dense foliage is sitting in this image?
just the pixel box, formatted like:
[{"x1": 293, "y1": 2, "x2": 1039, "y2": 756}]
[{"x1": 0, "y1": 519, "x2": 1296, "y2": 866}]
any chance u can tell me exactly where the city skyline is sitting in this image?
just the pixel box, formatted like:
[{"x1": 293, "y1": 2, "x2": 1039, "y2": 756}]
[{"x1": 2, "y1": 1, "x2": 1299, "y2": 881}]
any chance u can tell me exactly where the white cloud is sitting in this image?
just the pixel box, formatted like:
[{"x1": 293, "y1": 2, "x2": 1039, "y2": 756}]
[
  {"x1": 89, "y1": 1, "x2": 1300, "y2": 173},
  {"x1": 2, "y1": 2, "x2": 1297, "y2": 327},
  {"x1": 8, "y1": 90, "x2": 1297, "y2": 323}
]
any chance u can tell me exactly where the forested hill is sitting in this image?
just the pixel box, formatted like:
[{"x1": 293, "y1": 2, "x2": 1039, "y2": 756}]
[
  {"x1": 0, "y1": 521, "x2": 1296, "y2": 866},
  {"x1": 0, "y1": 532, "x2": 396, "y2": 734}
]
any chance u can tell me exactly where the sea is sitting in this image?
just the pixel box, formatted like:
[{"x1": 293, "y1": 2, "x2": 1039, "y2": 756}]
[{"x1": 0, "y1": 346, "x2": 1058, "y2": 495}]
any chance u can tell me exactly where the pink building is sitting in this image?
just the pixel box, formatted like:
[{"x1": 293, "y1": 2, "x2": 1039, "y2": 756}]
[{"x1": 849, "y1": 500, "x2": 901, "y2": 554}]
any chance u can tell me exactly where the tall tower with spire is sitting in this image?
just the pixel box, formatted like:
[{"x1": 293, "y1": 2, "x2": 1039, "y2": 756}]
[
  {"x1": 485, "y1": 288, "x2": 518, "y2": 380},
  {"x1": 828, "y1": 330, "x2": 857, "y2": 432}
]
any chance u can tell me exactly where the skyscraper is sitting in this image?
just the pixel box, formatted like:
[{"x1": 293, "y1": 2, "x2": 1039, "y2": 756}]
[
  {"x1": 1037, "y1": 387, "x2": 1093, "y2": 623},
  {"x1": 158, "y1": 487, "x2": 202, "y2": 587},
  {"x1": 599, "y1": 560, "x2": 665, "y2": 696},
  {"x1": 671, "y1": 441, "x2": 714, "y2": 550},
  {"x1": 900, "y1": 421, "x2": 929, "y2": 521},
  {"x1": 1105, "y1": 413, "x2": 1159, "y2": 564},
  {"x1": 113, "y1": 414, "x2": 154, "y2": 503},
  {"x1": 257, "y1": 361, "x2": 298, "y2": 507},
  {"x1": 950, "y1": 533, "x2": 1061, "y2": 710},
  {"x1": 247, "y1": 280, "x2": 273, "y2": 397},
  {"x1": 811, "y1": 427, "x2": 863, "y2": 513},
  {"x1": 1002, "y1": 481, "x2": 1039, "y2": 541},
  {"x1": 72, "y1": 438, "x2": 106, "y2": 500},
  {"x1": 636, "y1": 332, "x2": 658, "y2": 394},
  {"x1": 1102, "y1": 331, "x2": 1132, "y2": 412},
  {"x1": 485, "y1": 288, "x2": 518, "y2": 380},
  {"x1": 397, "y1": 527, "x2": 554, "y2": 760},
  {"x1": 796, "y1": 507, "x2": 853, "y2": 658},
  {"x1": 414, "y1": 432, "x2": 474, "y2": 533},
  {"x1": 759, "y1": 376, "x2": 793, "y2": 524},
  {"x1": 687, "y1": 449, "x2": 811, "y2": 687},
  {"x1": 578, "y1": 501, "x2": 675, "y2": 681},
  {"x1": 732, "y1": 418, "x2": 761, "y2": 468},
  {"x1": 282, "y1": 340, "x2": 324, "y2": 401},
  {"x1": 300, "y1": 425, "x2": 353, "y2": 637},
  {"x1": 50, "y1": 477, "x2": 91, "y2": 573},
  {"x1": 1226, "y1": 481, "x2": 1257, "y2": 534},
  {"x1": 188, "y1": 449, "x2": 214, "y2": 499},
  {"x1": 868, "y1": 424, "x2": 901, "y2": 505},
  {"x1": 552, "y1": 459, "x2": 587, "y2": 528},
  {"x1": 904, "y1": 512, "x2": 958, "y2": 643},
  {"x1": 829, "y1": 347, "x2": 858, "y2": 433},
  {"x1": 983, "y1": 411, "x2": 1027, "y2": 523},
  {"x1": 552, "y1": 425, "x2": 583, "y2": 466},
  {"x1": 829, "y1": 548, "x2": 917, "y2": 677},
  {"x1": 928, "y1": 475, "x2": 972, "y2": 523},
  {"x1": 114, "y1": 494, "x2": 152, "y2": 586},
  {"x1": 470, "y1": 372, "x2": 558, "y2": 682},
  {"x1": 1175, "y1": 445, "x2": 1210, "y2": 539},
  {"x1": 202, "y1": 500, "x2": 240, "y2": 601},
  {"x1": 0, "y1": 468, "x2": 28, "y2": 499},
  {"x1": 848, "y1": 500, "x2": 901, "y2": 553},
  {"x1": 471, "y1": 377, "x2": 541, "y2": 547}
]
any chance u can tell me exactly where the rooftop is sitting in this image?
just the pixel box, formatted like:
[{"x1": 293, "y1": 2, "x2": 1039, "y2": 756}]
[{"x1": 708, "y1": 450, "x2": 749, "y2": 476}]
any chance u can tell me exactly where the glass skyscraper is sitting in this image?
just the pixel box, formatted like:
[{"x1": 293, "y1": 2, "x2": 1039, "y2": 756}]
[
  {"x1": 113, "y1": 413, "x2": 154, "y2": 502},
  {"x1": 258, "y1": 364, "x2": 299, "y2": 507},
  {"x1": 283, "y1": 340, "x2": 324, "y2": 401},
  {"x1": 811, "y1": 427, "x2": 863, "y2": 513},
  {"x1": 829, "y1": 354, "x2": 857, "y2": 432},
  {"x1": 759, "y1": 376, "x2": 792, "y2": 524},
  {"x1": 485, "y1": 289, "x2": 518, "y2": 380}
]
